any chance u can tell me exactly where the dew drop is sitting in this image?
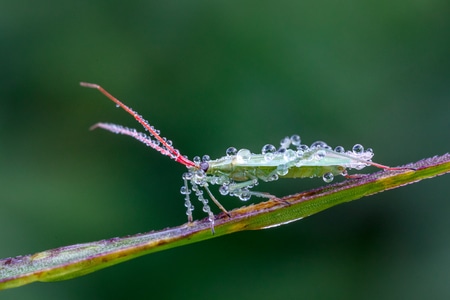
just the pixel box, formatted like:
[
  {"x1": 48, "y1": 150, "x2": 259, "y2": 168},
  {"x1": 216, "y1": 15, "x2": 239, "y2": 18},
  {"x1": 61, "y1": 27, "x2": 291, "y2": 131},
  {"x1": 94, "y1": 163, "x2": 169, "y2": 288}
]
[
  {"x1": 219, "y1": 185, "x2": 229, "y2": 195},
  {"x1": 352, "y1": 144, "x2": 364, "y2": 154},
  {"x1": 291, "y1": 135, "x2": 301, "y2": 146},
  {"x1": 335, "y1": 146, "x2": 345, "y2": 153},
  {"x1": 276, "y1": 164, "x2": 289, "y2": 176},
  {"x1": 202, "y1": 155, "x2": 210, "y2": 162},
  {"x1": 185, "y1": 203, "x2": 194, "y2": 212},
  {"x1": 182, "y1": 172, "x2": 193, "y2": 180},
  {"x1": 239, "y1": 191, "x2": 252, "y2": 201},
  {"x1": 277, "y1": 148, "x2": 286, "y2": 154},
  {"x1": 315, "y1": 149, "x2": 326, "y2": 160},
  {"x1": 264, "y1": 153, "x2": 274, "y2": 161},
  {"x1": 283, "y1": 149, "x2": 297, "y2": 161},
  {"x1": 311, "y1": 141, "x2": 328, "y2": 149},
  {"x1": 236, "y1": 149, "x2": 252, "y2": 162},
  {"x1": 193, "y1": 170, "x2": 206, "y2": 184},
  {"x1": 261, "y1": 144, "x2": 276, "y2": 154},
  {"x1": 180, "y1": 186, "x2": 191, "y2": 195},
  {"x1": 268, "y1": 174, "x2": 279, "y2": 181},
  {"x1": 193, "y1": 156, "x2": 201, "y2": 164},
  {"x1": 298, "y1": 144, "x2": 309, "y2": 151},
  {"x1": 323, "y1": 172, "x2": 334, "y2": 183},
  {"x1": 280, "y1": 136, "x2": 291, "y2": 148},
  {"x1": 226, "y1": 147, "x2": 237, "y2": 156},
  {"x1": 115, "y1": 104, "x2": 120, "y2": 108}
]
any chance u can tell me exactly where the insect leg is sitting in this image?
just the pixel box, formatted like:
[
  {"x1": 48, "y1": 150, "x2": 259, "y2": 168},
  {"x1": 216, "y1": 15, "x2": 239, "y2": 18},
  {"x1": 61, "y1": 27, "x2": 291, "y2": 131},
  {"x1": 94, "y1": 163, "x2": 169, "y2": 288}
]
[
  {"x1": 203, "y1": 184, "x2": 230, "y2": 217},
  {"x1": 191, "y1": 182, "x2": 215, "y2": 232},
  {"x1": 366, "y1": 161, "x2": 416, "y2": 171},
  {"x1": 181, "y1": 175, "x2": 194, "y2": 223},
  {"x1": 243, "y1": 191, "x2": 275, "y2": 199}
]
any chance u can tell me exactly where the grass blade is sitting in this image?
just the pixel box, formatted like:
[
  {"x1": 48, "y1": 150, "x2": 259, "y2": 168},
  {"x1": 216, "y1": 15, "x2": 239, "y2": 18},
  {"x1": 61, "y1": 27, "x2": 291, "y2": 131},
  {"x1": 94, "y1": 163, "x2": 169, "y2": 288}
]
[{"x1": 1, "y1": 153, "x2": 449, "y2": 290}]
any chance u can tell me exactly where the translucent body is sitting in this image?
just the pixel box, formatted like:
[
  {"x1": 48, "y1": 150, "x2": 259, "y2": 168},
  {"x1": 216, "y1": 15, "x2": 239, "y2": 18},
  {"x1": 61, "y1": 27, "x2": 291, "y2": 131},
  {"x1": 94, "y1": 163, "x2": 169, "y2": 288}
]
[{"x1": 183, "y1": 137, "x2": 377, "y2": 210}]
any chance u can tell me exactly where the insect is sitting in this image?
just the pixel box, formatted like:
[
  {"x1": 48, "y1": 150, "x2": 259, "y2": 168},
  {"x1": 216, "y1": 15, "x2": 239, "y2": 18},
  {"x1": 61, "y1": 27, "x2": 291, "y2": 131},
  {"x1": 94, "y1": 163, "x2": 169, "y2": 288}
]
[{"x1": 81, "y1": 82, "x2": 403, "y2": 231}]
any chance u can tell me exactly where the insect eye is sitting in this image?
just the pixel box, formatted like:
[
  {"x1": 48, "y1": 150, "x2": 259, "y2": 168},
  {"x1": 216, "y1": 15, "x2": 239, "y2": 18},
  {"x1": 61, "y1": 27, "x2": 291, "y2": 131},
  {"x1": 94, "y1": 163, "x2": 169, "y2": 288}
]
[{"x1": 200, "y1": 161, "x2": 209, "y2": 172}]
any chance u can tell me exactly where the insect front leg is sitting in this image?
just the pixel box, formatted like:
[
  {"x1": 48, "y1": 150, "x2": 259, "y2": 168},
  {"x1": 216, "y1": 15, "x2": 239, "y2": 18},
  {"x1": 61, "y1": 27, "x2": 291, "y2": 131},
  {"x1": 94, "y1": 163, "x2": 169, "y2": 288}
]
[
  {"x1": 190, "y1": 182, "x2": 215, "y2": 231},
  {"x1": 203, "y1": 184, "x2": 230, "y2": 217},
  {"x1": 180, "y1": 173, "x2": 194, "y2": 222}
]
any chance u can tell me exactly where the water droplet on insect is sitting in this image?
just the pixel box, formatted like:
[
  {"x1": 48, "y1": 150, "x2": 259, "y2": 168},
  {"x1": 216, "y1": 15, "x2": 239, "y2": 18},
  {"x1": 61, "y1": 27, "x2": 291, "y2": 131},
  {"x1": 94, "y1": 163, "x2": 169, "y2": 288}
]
[
  {"x1": 276, "y1": 164, "x2": 289, "y2": 176},
  {"x1": 365, "y1": 148, "x2": 373, "y2": 154},
  {"x1": 352, "y1": 144, "x2": 364, "y2": 154},
  {"x1": 291, "y1": 135, "x2": 301, "y2": 146},
  {"x1": 335, "y1": 146, "x2": 345, "y2": 153},
  {"x1": 180, "y1": 186, "x2": 191, "y2": 195},
  {"x1": 226, "y1": 147, "x2": 237, "y2": 156},
  {"x1": 193, "y1": 156, "x2": 201, "y2": 164},
  {"x1": 193, "y1": 170, "x2": 206, "y2": 184},
  {"x1": 185, "y1": 202, "x2": 194, "y2": 212},
  {"x1": 236, "y1": 149, "x2": 252, "y2": 162},
  {"x1": 182, "y1": 172, "x2": 193, "y2": 180},
  {"x1": 280, "y1": 136, "x2": 291, "y2": 148},
  {"x1": 283, "y1": 149, "x2": 296, "y2": 161},
  {"x1": 268, "y1": 174, "x2": 279, "y2": 181},
  {"x1": 202, "y1": 155, "x2": 210, "y2": 162},
  {"x1": 277, "y1": 148, "x2": 286, "y2": 156},
  {"x1": 264, "y1": 153, "x2": 274, "y2": 161},
  {"x1": 239, "y1": 191, "x2": 251, "y2": 201},
  {"x1": 311, "y1": 141, "x2": 328, "y2": 149},
  {"x1": 219, "y1": 185, "x2": 229, "y2": 195},
  {"x1": 323, "y1": 172, "x2": 334, "y2": 183},
  {"x1": 261, "y1": 144, "x2": 276, "y2": 154},
  {"x1": 315, "y1": 150, "x2": 326, "y2": 159},
  {"x1": 298, "y1": 144, "x2": 309, "y2": 151}
]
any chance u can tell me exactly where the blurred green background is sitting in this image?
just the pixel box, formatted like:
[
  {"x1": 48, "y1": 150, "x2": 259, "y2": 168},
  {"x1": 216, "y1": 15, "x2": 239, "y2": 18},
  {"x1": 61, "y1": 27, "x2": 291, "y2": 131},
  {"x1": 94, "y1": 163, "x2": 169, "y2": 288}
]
[{"x1": 1, "y1": 0, "x2": 449, "y2": 299}]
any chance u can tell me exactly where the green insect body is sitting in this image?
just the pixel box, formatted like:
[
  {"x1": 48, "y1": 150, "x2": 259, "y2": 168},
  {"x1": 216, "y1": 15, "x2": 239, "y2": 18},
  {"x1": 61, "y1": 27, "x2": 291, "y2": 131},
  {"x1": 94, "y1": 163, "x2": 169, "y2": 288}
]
[
  {"x1": 184, "y1": 138, "x2": 377, "y2": 212},
  {"x1": 205, "y1": 146, "x2": 369, "y2": 181}
]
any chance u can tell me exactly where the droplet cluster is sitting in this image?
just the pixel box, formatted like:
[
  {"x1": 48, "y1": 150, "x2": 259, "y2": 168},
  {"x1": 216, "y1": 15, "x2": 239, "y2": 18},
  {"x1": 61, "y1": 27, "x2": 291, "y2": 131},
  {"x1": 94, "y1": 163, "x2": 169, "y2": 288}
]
[{"x1": 179, "y1": 134, "x2": 377, "y2": 230}]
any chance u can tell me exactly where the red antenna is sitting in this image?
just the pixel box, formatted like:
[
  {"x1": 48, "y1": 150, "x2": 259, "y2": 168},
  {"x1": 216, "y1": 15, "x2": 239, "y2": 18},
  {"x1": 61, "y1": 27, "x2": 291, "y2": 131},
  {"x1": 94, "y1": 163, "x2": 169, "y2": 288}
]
[{"x1": 80, "y1": 82, "x2": 196, "y2": 168}]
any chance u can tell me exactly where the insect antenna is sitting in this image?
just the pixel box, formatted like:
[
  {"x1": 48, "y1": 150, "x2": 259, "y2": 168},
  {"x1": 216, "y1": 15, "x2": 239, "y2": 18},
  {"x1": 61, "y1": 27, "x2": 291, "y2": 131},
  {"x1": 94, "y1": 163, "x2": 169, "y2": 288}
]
[{"x1": 80, "y1": 82, "x2": 196, "y2": 168}]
